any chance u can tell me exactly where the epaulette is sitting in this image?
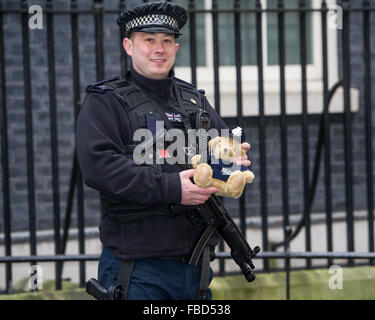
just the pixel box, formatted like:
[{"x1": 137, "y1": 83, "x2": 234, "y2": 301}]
[
  {"x1": 174, "y1": 77, "x2": 206, "y2": 98},
  {"x1": 173, "y1": 77, "x2": 197, "y2": 90},
  {"x1": 85, "y1": 75, "x2": 121, "y2": 93}
]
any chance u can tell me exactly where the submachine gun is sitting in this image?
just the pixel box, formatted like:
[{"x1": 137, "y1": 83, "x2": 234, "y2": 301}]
[
  {"x1": 187, "y1": 194, "x2": 261, "y2": 282},
  {"x1": 184, "y1": 108, "x2": 261, "y2": 282},
  {"x1": 135, "y1": 111, "x2": 261, "y2": 282}
]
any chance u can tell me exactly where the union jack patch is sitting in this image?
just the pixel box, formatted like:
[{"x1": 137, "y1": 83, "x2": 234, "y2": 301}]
[{"x1": 165, "y1": 112, "x2": 182, "y2": 122}]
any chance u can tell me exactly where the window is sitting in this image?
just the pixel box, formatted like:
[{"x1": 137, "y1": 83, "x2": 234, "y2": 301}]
[
  {"x1": 173, "y1": 0, "x2": 358, "y2": 116},
  {"x1": 175, "y1": 0, "x2": 315, "y2": 67}
]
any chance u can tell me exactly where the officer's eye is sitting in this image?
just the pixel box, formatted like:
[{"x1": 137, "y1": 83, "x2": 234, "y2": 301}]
[{"x1": 163, "y1": 39, "x2": 173, "y2": 45}]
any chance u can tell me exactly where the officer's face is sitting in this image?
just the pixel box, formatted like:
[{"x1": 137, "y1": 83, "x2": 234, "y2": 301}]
[{"x1": 123, "y1": 32, "x2": 179, "y2": 79}]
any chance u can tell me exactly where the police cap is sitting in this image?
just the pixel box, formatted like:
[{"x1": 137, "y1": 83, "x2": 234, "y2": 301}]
[{"x1": 117, "y1": 1, "x2": 188, "y2": 38}]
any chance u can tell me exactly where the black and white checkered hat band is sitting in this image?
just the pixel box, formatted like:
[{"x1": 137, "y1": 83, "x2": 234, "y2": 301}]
[{"x1": 125, "y1": 14, "x2": 179, "y2": 32}]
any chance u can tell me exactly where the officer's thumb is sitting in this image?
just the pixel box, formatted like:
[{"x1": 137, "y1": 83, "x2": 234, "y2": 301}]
[{"x1": 181, "y1": 169, "x2": 195, "y2": 179}]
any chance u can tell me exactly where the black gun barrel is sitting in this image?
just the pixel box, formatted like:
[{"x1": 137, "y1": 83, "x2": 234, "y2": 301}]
[{"x1": 204, "y1": 195, "x2": 261, "y2": 282}]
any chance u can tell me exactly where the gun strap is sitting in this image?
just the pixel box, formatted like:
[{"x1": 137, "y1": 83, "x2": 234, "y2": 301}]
[
  {"x1": 196, "y1": 247, "x2": 211, "y2": 300},
  {"x1": 189, "y1": 225, "x2": 216, "y2": 266},
  {"x1": 116, "y1": 259, "x2": 135, "y2": 300}
]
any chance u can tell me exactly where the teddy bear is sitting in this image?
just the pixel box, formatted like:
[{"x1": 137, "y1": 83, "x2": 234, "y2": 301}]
[{"x1": 191, "y1": 127, "x2": 255, "y2": 199}]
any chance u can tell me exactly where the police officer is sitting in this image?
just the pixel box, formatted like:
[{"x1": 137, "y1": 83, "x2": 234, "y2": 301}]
[{"x1": 76, "y1": 1, "x2": 251, "y2": 300}]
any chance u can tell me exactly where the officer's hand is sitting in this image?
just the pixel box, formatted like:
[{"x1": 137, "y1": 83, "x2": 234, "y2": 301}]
[
  {"x1": 179, "y1": 169, "x2": 219, "y2": 205},
  {"x1": 231, "y1": 142, "x2": 251, "y2": 167}
]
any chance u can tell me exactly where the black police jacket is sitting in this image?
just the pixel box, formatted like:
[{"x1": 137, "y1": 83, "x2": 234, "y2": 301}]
[{"x1": 76, "y1": 69, "x2": 228, "y2": 260}]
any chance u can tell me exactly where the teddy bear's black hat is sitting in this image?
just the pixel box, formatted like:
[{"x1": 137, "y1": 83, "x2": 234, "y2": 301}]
[{"x1": 117, "y1": 1, "x2": 187, "y2": 38}]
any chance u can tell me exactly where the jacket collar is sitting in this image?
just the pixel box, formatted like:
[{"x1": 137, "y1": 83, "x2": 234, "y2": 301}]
[{"x1": 129, "y1": 64, "x2": 175, "y2": 98}]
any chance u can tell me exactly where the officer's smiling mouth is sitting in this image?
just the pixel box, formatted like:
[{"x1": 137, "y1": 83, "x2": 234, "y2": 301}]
[{"x1": 151, "y1": 59, "x2": 166, "y2": 64}]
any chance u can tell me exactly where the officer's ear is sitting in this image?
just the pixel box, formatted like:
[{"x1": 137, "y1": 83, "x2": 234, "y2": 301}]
[{"x1": 123, "y1": 37, "x2": 133, "y2": 57}]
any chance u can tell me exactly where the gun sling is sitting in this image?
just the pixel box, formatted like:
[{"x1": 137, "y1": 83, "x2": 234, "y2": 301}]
[{"x1": 116, "y1": 259, "x2": 135, "y2": 300}]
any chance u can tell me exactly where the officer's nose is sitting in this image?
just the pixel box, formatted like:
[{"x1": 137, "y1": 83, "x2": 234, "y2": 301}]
[{"x1": 154, "y1": 40, "x2": 165, "y2": 54}]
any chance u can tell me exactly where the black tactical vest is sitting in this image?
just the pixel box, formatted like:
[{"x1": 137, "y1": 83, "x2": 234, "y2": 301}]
[{"x1": 85, "y1": 73, "x2": 218, "y2": 260}]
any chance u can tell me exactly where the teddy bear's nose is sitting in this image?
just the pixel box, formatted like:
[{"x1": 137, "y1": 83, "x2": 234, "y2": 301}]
[{"x1": 223, "y1": 148, "x2": 228, "y2": 154}]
